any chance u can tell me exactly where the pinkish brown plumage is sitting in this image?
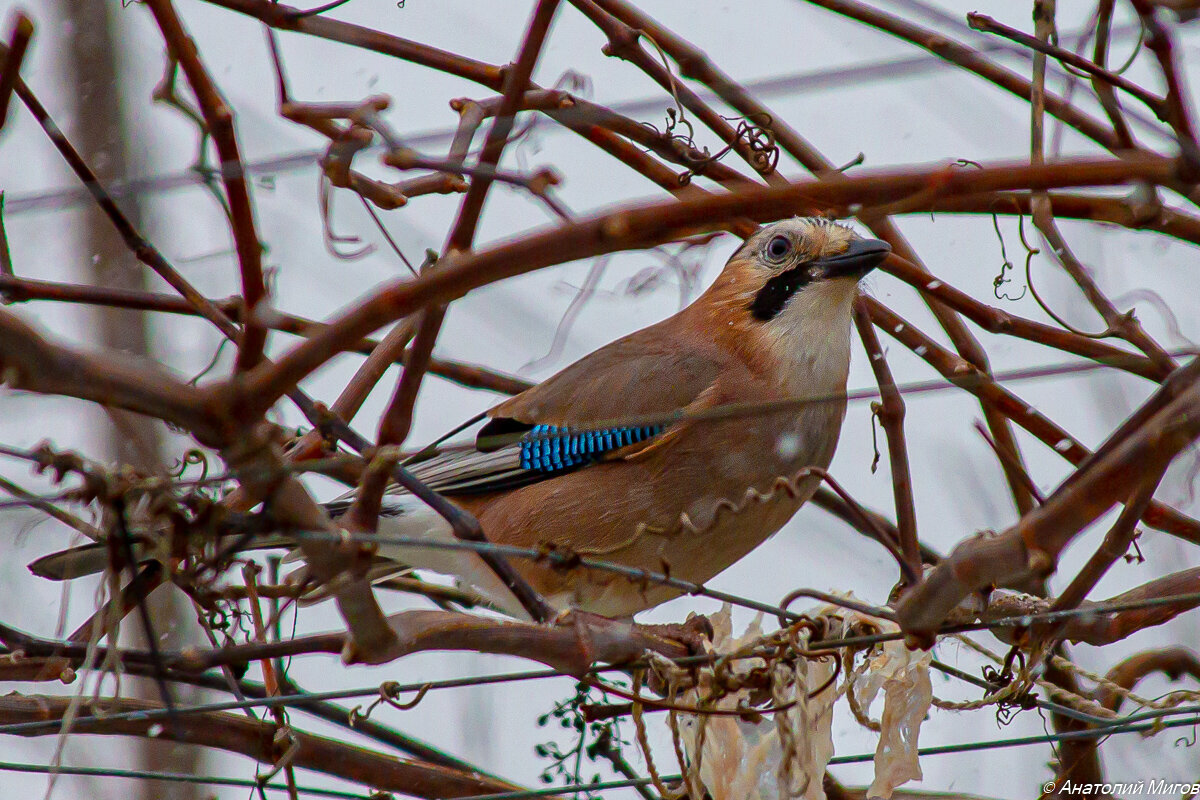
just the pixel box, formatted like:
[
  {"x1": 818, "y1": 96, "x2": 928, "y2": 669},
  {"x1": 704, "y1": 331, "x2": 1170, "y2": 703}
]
[
  {"x1": 30, "y1": 219, "x2": 890, "y2": 619},
  {"x1": 378, "y1": 218, "x2": 890, "y2": 617}
]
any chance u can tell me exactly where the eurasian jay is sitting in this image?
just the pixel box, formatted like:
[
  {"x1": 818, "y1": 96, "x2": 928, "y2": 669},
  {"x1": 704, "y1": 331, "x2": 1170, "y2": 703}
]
[
  {"x1": 31, "y1": 218, "x2": 890, "y2": 619},
  {"x1": 340, "y1": 217, "x2": 889, "y2": 616}
]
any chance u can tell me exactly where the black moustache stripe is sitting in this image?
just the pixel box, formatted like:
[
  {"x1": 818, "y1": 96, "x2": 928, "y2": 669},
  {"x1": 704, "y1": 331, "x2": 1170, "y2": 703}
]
[{"x1": 749, "y1": 264, "x2": 812, "y2": 321}]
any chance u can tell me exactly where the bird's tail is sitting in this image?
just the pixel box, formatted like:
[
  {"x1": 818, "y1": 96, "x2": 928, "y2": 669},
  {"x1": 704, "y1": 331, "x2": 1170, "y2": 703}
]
[
  {"x1": 27, "y1": 494, "x2": 529, "y2": 619},
  {"x1": 365, "y1": 493, "x2": 528, "y2": 618}
]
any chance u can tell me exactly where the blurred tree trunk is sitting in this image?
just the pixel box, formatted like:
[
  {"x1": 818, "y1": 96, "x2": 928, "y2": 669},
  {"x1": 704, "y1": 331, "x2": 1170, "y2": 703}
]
[{"x1": 58, "y1": 3, "x2": 205, "y2": 797}]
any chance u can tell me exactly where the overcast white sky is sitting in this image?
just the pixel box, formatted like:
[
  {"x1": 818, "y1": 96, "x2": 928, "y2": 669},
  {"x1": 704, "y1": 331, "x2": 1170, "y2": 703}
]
[{"x1": 2, "y1": 1, "x2": 1200, "y2": 798}]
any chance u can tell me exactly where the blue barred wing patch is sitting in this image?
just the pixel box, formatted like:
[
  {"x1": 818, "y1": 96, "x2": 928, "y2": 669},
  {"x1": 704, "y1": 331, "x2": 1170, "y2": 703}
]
[{"x1": 519, "y1": 424, "x2": 663, "y2": 473}]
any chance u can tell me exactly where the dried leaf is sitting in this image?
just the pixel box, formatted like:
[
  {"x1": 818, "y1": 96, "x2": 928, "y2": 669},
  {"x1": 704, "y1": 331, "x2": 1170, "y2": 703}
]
[{"x1": 673, "y1": 601, "x2": 932, "y2": 800}]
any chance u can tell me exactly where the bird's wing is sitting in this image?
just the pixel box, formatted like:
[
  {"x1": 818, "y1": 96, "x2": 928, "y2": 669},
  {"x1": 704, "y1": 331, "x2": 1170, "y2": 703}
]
[
  {"x1": 488, "y1": 318, "x2": 723, "y2": 425},
  {"x1": 367, "y1": 320, "x2": 727, "y2": 498},
  {"x1": 31, "y1": 322, "x2": 725, "y2": 580}
]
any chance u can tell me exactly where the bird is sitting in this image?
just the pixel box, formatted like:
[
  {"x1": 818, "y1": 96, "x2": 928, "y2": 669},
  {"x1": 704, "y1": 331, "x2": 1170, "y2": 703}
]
[{"x1": 30, "y1": 218, "x2": 890, "y2": 620}]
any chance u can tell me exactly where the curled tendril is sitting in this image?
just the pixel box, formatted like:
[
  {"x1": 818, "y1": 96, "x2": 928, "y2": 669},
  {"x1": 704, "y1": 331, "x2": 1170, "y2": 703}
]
[
  {"x1": 349, "y1": 681, "x2": 432, "y2": 725},
  {"x1": 731, "y1": 113, "x2": 779, "y2": 174},
  {"x1": 205, "y1": 606, "x2": 230, "y2": 632},
  {"x1": 168, "y1": 449, "x2": 210, "y2": 481},
  {"x1": 379, "y1": 681, "x2": 432, "y2": 711},
  {"x1": 639, "y1": 107, "x2": 707, "y2": 166},
  {"x1": 1048, "y1": 19, "x2": 1096, "y2": 82},
  {"x1": 950, "y1": 159, "x2": 1030, "y2": 297},
  {"x1": 869, "y1": 402, "x2": 883, "y2": 474},
  {"x1": 981, "y1": 647, "x2": 1037, "y2": 726},
  {"x1": 189, "y1": 336, "x2": 232, "y2": 386},
  {"x1": 639, "y1": 108, "x2": 779, "y2": 184},
  {"x1": 665, "y1": 107, "x2": 697, "y2": 148},
  {"x1": 806, "y1": 651, "x2": 843, "y2": 699},
  {"x1": 1025, "y1": 222, "x2": 1118, "y2": 339},
  {"x1": 991, "y1": 207, "x2": 1027, "y2": 302},
  {"x1": 203, "y1": 597, "x2": 255, "y2": 638}
]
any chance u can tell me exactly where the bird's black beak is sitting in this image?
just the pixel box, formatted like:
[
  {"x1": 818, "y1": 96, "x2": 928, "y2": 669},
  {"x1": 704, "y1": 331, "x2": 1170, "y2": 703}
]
[{"x1": 816, "y1": 238, "x2": 891, "y2": 279}]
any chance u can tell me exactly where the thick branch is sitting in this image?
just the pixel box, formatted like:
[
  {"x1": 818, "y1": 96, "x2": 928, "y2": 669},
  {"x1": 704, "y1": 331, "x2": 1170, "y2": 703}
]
[
  {"x1": 0, "y1": 609, "x2": 688, "y2": 676},
  {"x1": 1100, "y1": 647, "x2": 1200, "y2": 712},
  {"x1": 865, "y1": 299, "x2": 1200, "y2": 545},
  {"x1": 0, "y1": 309, "x2": 220, "y2": 443},
  {"x1": 0, "y1": 694, "x2": 526, "y2": 799},
  {"x1": 232, "y1": 155, "x2": 1178, "y2": 417},
  {"x1": 896, "y1": 376, "x2": 1200, "y2": 639}
]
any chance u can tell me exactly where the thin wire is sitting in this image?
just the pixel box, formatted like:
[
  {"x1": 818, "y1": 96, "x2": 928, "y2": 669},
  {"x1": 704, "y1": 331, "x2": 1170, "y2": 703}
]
[
  {"x1": 24, "y1": 706, "x2": 1197, "y2": 800},
  {"x1": 0, "y1": 13, "x2": 1188, "y2": 797},
  {"x1": 0, "y1": 452, "x2": 366, "y2": 496},
  {"x1": 306, "y1": 530, "x2": 1200, "y2": 640},
  {"x1": 5, "y1": 348, "x2": 1189, "y2": 514},
  {"x1": 30, "y1": 706, "x2": 1198, "y2": 800},
  {"x1": 296, "y1": 529, "x2": 868, "y2": 622},
  {"x1": 0, "y1": 24, "x2": 1161, "y2": 217},
  {"x1": 413, "y1": 348, "x2": 1200, "y2": 455},
  {"x1": 0, "y1": 669, "x2": 565, "y2": 736},
  {"x1": 357, "y1": 193, "x2": 416, "y2": 275},
  {"x1": 929, "y1": 659, "x2": 1103, "y2": 725},
  {"x1": 0, "y1": 651, "x2": 1137, "y2": 737},
  {"x1": 0, "y1": 760, "x2": 369, "y2": 798},
  {"x1": 448, "y1": 710, "x2": 1200, "y2": 800},
  {"x1": 5, "y1": 588, "x2": 1200, "y2": 736},
  {"x1": 829, "y1": 709, "x2": 1200, "y2": 762}
]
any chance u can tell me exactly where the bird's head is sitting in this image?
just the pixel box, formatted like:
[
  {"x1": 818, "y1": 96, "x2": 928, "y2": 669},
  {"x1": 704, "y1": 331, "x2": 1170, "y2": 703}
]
[
  {"x1": 729, "y1": 217, "x2": 890, "y2": 319},
  {"x1": 696, "y1": 218, "x2": 892, "y2": 385}
]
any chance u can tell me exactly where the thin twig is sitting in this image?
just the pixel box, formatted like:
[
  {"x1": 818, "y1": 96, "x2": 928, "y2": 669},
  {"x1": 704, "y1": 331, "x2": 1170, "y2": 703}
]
[
  {"x1": 145, "y1": 0, "x2": 270, "y2": 370},
  {"x1": 852, "y1": 297, "x2": 920, "y2": 582},
  {"x1": 0, "y1": 11, "x2": 33, "y2": 130},
  {"x1": 967, "y1": 12, "x2": 1165, "y2": 119}
]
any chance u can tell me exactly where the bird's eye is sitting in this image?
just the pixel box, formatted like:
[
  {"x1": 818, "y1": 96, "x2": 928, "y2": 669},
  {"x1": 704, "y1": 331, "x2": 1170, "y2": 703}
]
[{"x1": 765, "y1": 235, "x2": 791, "y2": 263}]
